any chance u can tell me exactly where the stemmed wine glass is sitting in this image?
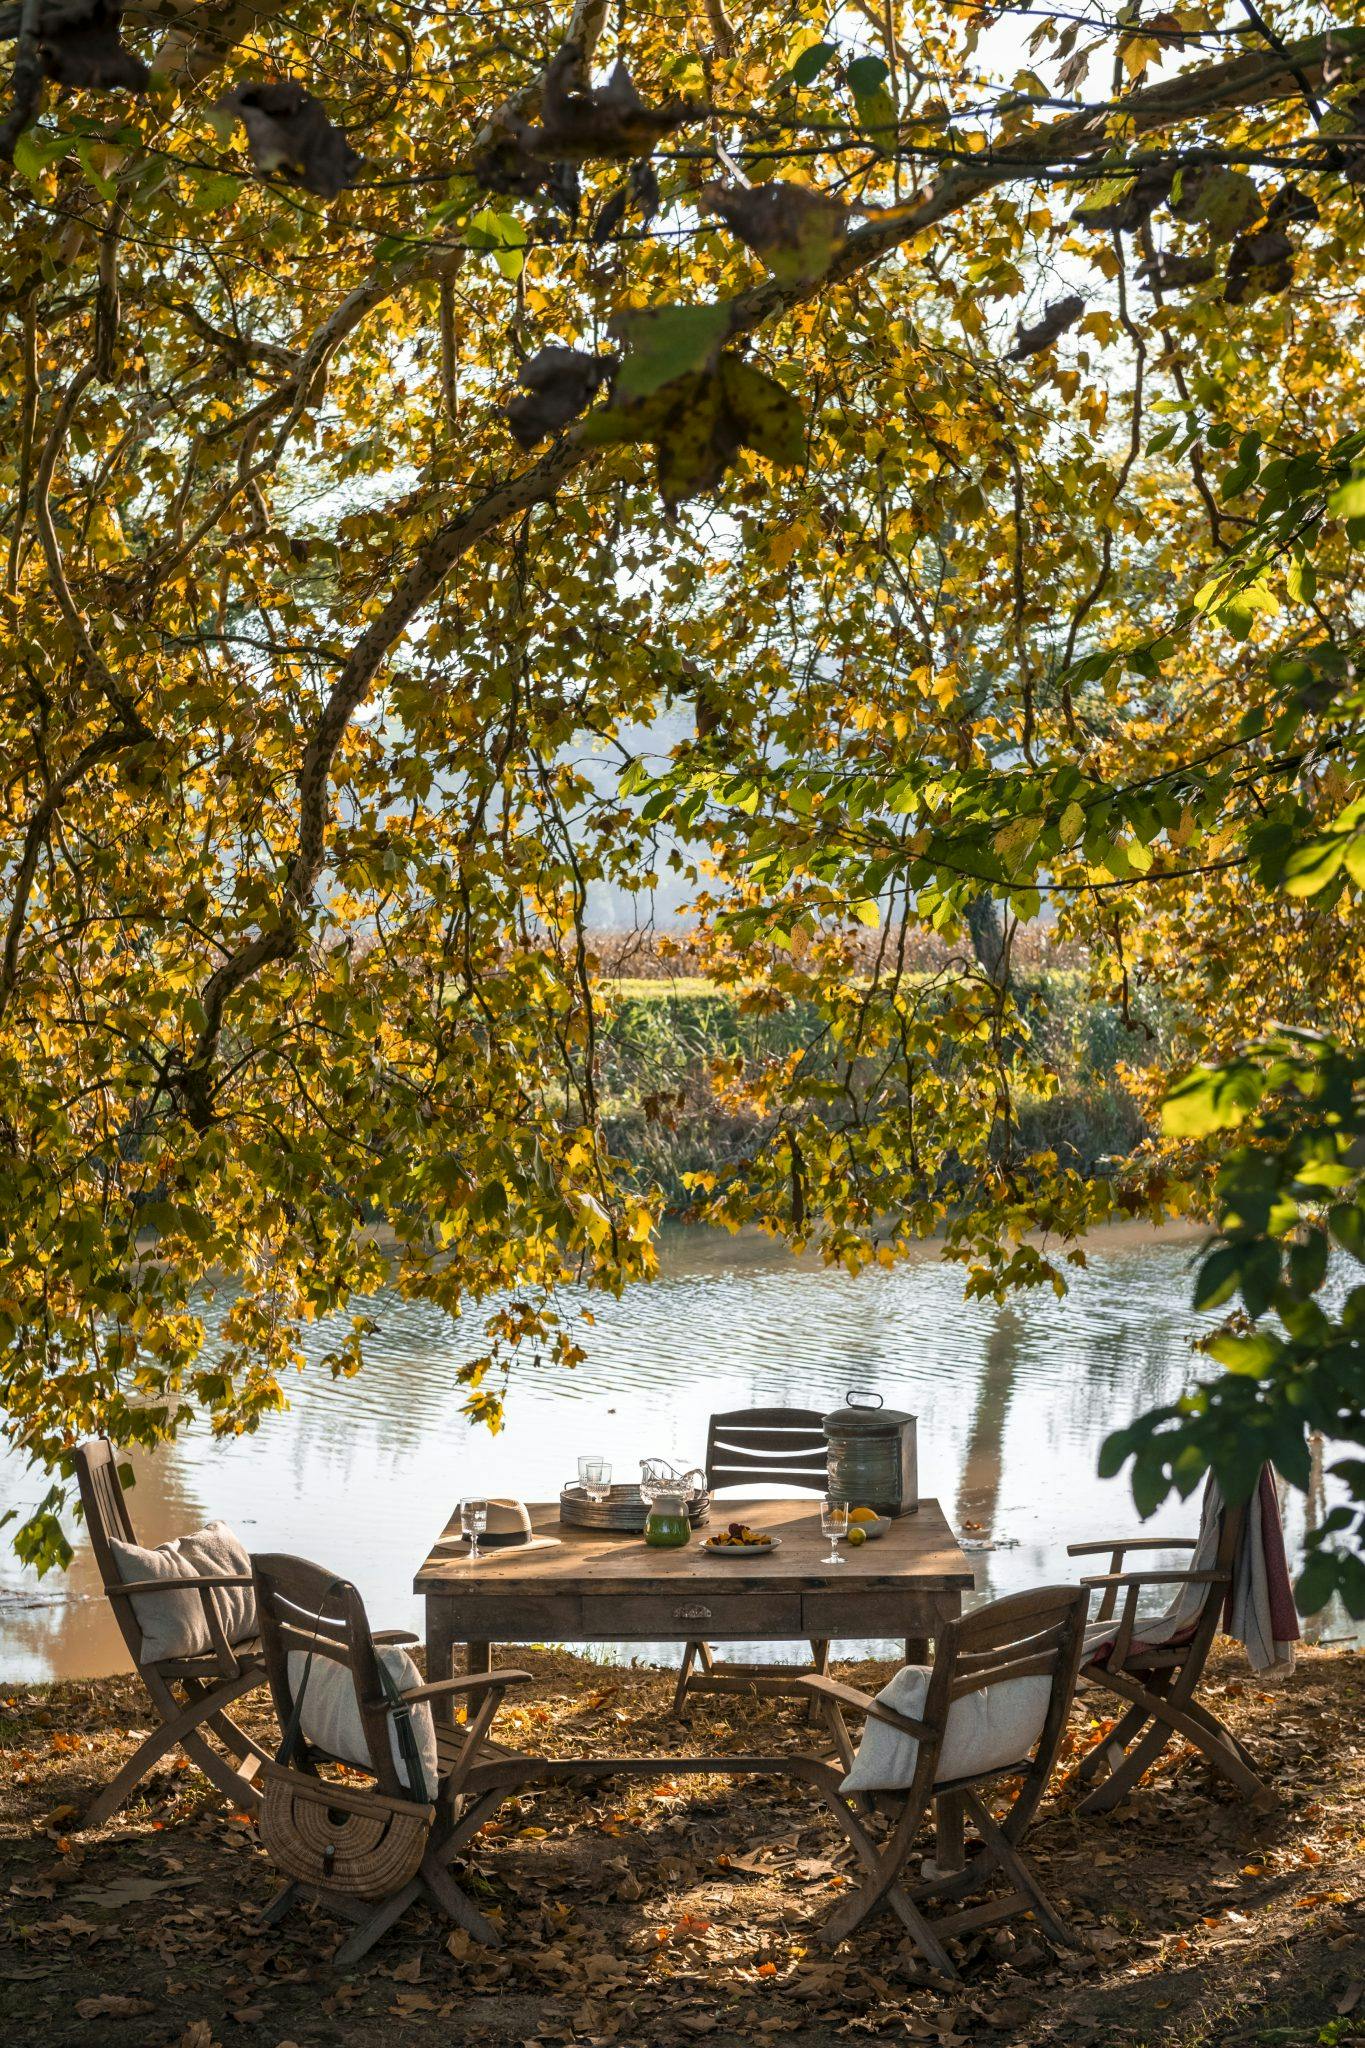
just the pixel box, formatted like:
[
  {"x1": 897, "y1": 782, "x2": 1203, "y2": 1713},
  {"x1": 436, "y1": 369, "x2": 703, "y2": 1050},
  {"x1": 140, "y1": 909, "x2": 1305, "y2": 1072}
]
[
  {"x1": 821, "y1": 1496, "x2": 849, "y2": 1566},
  {"x1": 460, "y1": 1497, "x2": 488, "y2": 1563}
]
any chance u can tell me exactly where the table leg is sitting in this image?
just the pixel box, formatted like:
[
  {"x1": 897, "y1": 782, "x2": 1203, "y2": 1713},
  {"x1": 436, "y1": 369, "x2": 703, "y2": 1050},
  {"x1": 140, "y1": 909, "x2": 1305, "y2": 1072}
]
[
  {"x1": 467, "y1": 1639, "x2": 493, "y2": 1678},
  {"x1": 904, "y1": 1636, "x2": 929, "y2": 1665},
  {"x1": 426, "y1": 1603, "x2": 457, "y2": 1729}
]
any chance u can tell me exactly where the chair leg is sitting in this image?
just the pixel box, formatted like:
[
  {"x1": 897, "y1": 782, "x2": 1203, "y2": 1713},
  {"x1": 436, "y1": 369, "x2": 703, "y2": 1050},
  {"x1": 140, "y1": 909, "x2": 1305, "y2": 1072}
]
[
  {"x1": 420, "y1": 1850, "x2": 502, "y2": 1948},
  {"x1": 78, "y1": 1672, "x2": 261, "y2": 1830},
  {"x1": 79, "y1": 1724, "x2": 181, "y2": 1832},
  {"x1": 1076, "y1": 1697, "x2": 1150, "y2": 1784},
  {"x1": 821, "y1": 1859, "x2": 957, "y2": 1976},
  {"x1": 178, "y1": 1726, "x2": 265, "y2": 1810},
  {"x1": 1076, "y1": 1715, "x2": 1172, "y2": 1814},
  {"x1": 205, "y1": 1708, "x2": 273, "y2": 1769},
  {"x1": 673, "y1": 1641, "x2": 699, "y2": 1719},
  {"x1": 261, "y1": 1880, "x2": 300, "y2": 1927},
  {"x1": 1079, "y1": 1690, "x2": 1273, "y2": 1813},
  {"x1": 962, "y1": 1792, "x2": 1081, "y2": 1952},
  {"x1": 333, "y1": 1879, "x2": 424, "y2": 1967},
  {"x1": 928, "y1": 1790, "x2": 966, "y2": 1879}
]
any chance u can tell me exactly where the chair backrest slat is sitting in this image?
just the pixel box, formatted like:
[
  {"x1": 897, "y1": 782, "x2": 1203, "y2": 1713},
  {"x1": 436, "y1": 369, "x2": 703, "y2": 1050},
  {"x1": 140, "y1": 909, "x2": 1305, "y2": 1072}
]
[
  {"x1": 74, "y1": 1438, "x2": 144, "y2": 1663},
  {"x1": 252, "y1": 1552, "x2": 406, "y2": 1799},
  {"x1": 910, "y1": 1584, "x2": 1089, "y2": 1812},
  {"x1": 705, "y1": 1407, "x2": 828, "y2": 1495}
]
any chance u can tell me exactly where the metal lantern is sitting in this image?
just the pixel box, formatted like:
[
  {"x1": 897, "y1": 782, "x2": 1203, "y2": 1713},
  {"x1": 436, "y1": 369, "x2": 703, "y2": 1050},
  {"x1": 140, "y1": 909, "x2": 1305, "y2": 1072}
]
[{"x1": 823, "y1": 1389, "x2": 919, "y2": 1517}]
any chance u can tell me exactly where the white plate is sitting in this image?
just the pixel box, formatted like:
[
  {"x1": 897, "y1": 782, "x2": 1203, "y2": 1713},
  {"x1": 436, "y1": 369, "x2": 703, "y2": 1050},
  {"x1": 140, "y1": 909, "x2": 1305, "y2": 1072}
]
[{"x1": 703, "y1": 1534, "x2": 782, "y2": 1555}]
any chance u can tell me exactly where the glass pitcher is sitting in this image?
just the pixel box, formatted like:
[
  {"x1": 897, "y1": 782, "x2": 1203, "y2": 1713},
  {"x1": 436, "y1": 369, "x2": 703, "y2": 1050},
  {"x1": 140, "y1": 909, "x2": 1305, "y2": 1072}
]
[{"x1": 644, "y1": 1487, "x2": 692, "y2": 1549}]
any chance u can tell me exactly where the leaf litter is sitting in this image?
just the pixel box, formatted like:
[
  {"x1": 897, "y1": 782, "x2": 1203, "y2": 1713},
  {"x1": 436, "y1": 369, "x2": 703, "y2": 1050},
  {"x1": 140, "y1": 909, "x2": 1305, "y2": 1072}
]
[{"x1": 0, "y1": 1646, "x2": 1362, "y2": 2046}]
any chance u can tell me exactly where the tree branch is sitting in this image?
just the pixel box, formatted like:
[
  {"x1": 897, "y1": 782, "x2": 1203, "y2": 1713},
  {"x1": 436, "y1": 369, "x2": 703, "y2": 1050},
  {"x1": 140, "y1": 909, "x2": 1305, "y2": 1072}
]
[{"x1": 182, "y1": 20, "x2": 1365, "y2": 1095}]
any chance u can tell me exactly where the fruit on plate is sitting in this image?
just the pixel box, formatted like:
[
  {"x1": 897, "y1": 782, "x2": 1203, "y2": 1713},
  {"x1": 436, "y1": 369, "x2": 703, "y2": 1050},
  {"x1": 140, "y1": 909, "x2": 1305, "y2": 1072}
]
[
  {"x1": 709, "y1": 1522, "x2": 770, "y2": 1547},
  {"x1": 846, "y1": 1526, "x2": 867, "y2": 1547},
  {"x1": 848, "y1": 1506, "x2": 880, "y2": 1524}
]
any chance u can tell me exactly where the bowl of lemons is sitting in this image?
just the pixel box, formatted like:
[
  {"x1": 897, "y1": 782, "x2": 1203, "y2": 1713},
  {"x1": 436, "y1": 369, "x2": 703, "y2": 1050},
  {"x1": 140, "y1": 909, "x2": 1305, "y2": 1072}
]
[{"x1": 845, "y1": 1506, "x2": 891, "y2": 1546}]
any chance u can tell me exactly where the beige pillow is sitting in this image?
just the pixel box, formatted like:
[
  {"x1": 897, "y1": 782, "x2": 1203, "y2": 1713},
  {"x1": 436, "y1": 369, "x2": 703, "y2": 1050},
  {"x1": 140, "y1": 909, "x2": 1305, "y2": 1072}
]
[
  {"x1": 841, "y1": 1665, "x2": 1052, "y2": 1794},
  {"x1": 286, "y1": 1644, "x2": 438, "y2": 1796},
  {"x1": 109, "y1": 1520, "x2": 256, "y2": 1664}
]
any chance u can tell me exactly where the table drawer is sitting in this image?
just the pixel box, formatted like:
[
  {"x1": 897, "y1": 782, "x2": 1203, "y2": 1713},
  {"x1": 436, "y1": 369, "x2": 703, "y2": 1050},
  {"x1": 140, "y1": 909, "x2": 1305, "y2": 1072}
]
[
  {"x1": 801, "y1": 1592, "x2": 940, "y2": 1636},
  {"x1": 586, "y1": 1592, "x2": 805, "y2": 1640},
  {"x1": 439, "y1": 1596, "x2": 585, "y2": 1639}
]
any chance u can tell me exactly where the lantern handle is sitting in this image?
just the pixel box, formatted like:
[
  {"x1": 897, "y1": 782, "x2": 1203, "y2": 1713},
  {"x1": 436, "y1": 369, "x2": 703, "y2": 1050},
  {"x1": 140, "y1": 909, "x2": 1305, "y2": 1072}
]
[{"x1": 844, "y1": 1388, "x2": 883, "y2": 1409}]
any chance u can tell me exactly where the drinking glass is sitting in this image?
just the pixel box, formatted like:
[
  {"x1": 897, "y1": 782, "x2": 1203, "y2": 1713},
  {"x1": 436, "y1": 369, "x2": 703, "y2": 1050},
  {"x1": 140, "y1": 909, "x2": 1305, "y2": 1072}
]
[
  {"x1": 821, "y1": 1496, "x2": 849, "y2": 1566},
  {"x1": 460, "y1": 1497, "x2": 488, "y2": 1563},
  {"x1": 579, "y1": 1457, "x2": 611, "y2": 1502}
]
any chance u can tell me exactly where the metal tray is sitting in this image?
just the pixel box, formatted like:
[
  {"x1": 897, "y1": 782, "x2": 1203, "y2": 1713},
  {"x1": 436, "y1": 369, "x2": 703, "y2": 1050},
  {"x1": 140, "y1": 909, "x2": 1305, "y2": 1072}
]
[{"x1": 559, "y1": 1483, "x2": 711, "y2": 1533}]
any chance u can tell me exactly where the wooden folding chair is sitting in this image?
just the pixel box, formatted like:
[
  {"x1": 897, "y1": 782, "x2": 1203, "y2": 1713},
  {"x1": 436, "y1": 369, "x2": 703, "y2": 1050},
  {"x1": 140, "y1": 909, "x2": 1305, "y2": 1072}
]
[
  {"x1": 774, "y1": 1586, "x2": 1089, "y2": 1975},
  {"x1": 1067, "y1": 1494, "x2": 1273, "y2": 1811},
  {"x1": 73, "y1": 1437, "x2": 272, "y2": 1830},
  {"x1": 253, "y1": 1553, "x2": 539, "y2": 1965},
  {"x1": 673, "y1": 1405, "x2": 830, "y2": 1715}
]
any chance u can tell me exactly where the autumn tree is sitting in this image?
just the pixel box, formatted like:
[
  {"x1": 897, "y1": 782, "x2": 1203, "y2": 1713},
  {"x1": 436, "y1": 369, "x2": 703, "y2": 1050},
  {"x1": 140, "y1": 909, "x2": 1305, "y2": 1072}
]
[{"x1": 0, "y1": 0, "x2": 1362, "y2": 1597}]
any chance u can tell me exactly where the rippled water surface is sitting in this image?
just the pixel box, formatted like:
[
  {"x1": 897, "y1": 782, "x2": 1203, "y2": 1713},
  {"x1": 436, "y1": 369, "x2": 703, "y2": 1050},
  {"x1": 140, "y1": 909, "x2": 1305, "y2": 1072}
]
[{"x1": 0, "y1": 1224, "x2": 1348, "y2": 1680}]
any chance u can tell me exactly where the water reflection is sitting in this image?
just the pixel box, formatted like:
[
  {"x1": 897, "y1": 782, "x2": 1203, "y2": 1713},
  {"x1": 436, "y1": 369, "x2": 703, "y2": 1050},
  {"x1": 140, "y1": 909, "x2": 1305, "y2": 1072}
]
[{"x1": 0, "y1": 1223, "x2": 1353, "y2": 1680}]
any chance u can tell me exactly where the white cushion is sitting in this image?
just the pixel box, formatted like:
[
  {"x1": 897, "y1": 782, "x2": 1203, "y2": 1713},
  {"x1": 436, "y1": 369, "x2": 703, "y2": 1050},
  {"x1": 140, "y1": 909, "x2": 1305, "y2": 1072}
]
[
  {"x1": 841, "y1": 1664, "x2": 1052, "y2": 1795},
  {"x1": 109, "y1": 1520, "x2": 255, "y2": 1664},
  {"x1": 287, "y1": 1644, "x2": 438, "y2": 1798}
]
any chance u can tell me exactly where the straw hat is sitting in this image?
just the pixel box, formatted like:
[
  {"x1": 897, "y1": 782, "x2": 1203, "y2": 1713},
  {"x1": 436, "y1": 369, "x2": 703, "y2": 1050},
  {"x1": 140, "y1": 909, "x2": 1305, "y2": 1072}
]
[{"x1": 481, "y1": 1498, "x2": 536, "y2": 1548}]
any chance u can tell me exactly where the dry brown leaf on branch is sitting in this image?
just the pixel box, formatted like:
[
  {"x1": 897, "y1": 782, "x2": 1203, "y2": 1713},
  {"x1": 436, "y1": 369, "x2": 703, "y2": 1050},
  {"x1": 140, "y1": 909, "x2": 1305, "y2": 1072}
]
[
  {"x1": 529, "y1": 41, "x2": 702, "y2": 160},
  {"x1": 216, "y1": 80, "x2": 363, "y2": 199},
  {"x1": 1007, "y1": 295, "x2": 1085, "y2": 361},
  {"x1": 35, "y1": 0, "x2": 147, "y2": 90},
  {"x1": 504, "y1": 347, "x2": 613, "y2": 447},
  {"x1": 701, "y1": 179, "x2": 850, "y2": 285},
  {"x1": 1224, "y1": 227, "x2": 1294, "y2": 303},
  {"x1": 1137, "y1": 250, "x2": 1216, "y2": 292}
]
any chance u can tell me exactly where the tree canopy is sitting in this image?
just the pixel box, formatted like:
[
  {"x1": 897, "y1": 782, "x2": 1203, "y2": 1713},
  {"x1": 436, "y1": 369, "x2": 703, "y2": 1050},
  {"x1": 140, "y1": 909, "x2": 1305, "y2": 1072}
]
[{"x1": 1, "y1": 0, "x2": 1362, "y2": 1600}]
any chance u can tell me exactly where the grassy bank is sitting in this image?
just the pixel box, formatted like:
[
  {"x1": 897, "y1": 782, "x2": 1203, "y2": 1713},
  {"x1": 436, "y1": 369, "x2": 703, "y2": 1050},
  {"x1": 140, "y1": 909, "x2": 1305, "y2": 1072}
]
[
  {"x1": 600, "y1": 972, "x2": 1159, "y2": 1210},
  {"x1": 2, "y1": 1648, "x2": 1361, "y2": 2046}
]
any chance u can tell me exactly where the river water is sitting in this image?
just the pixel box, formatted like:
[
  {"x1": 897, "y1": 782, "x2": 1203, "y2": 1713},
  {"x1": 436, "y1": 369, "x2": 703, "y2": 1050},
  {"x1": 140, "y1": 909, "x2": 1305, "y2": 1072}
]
[{"x1": 0, "y1": 1223, "x2": 1349, "y2": 1681}]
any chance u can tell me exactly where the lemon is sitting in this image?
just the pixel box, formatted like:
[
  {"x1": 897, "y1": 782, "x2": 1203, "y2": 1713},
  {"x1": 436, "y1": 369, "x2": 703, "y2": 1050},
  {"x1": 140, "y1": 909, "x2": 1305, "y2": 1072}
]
[
  {"x1": 846, "y1": 1526, "x2": 868, "y2": 1546},
  {"x1": 848, "y1": 1506, "x2": 879, "y2": 1524}
]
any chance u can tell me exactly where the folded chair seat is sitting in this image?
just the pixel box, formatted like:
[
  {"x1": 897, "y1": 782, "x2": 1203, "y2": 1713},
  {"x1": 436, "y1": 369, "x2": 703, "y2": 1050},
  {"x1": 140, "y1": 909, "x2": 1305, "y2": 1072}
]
[{"x1": 842, "y1": 1666, "x2": 1053, "y2": 1794}]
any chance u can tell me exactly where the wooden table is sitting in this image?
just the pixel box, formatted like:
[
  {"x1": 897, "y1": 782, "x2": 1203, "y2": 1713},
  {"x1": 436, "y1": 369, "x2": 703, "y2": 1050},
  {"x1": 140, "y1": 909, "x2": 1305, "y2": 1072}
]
[{"x1": 416, "y1": 1497, "x2": 975, "y2": 1721}]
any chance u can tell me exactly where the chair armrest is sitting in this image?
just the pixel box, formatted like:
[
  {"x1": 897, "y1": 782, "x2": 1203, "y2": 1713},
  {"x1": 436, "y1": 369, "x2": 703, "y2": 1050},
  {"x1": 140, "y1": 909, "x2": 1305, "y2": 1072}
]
[
  {"x1": 789, "y1": 1673, "x2": 934, "y2": 1742},
  {"x1": 372, "y1": 1630, "x2": 421, "y2": 1646},
  {"x1": 400, "y1": 1669, "x2": 533, "y2": 1704},
  {"x1": 110, "y1": 1573, "x2": 256, "y2": 1596},
  {"x1": 1067, "y1": 1537, "x2": 1197, "y2": 1557},
  {"x1": 1082, "y1": 1569, "x2": 1228, "y2": 1591}
]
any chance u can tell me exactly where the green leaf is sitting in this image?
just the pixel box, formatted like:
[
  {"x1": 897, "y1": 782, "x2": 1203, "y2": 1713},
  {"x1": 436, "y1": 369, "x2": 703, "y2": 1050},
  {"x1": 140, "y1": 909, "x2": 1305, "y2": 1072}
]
[
  {"x1": 846, "y1": 55, "x2": 897, "y2": 146},
  {"x1": 1329, "y1": 1201, "x2": 1365, "y2": 1263},
  {"x1": 719, "y1": 356, "x2": 804, "y2": 464},
  {"x1": 1285, "y1": 553, "x2": 1316, "y2": 603},
  {"x1": 790, "y1": 40, "x2": 837, "y2": 86},
  {"x1": 1206, "y1": 1328, "x2": 1284, "y2": 1375},
  {"x1": 1281, "y1": 832, "x2": 1347, "y2": 898},
  {"x1": 1328, "y1": 473, "x2": 1365, "y2": 521},
  {"x1": 1193, "y1": 1243, "x2": 1242, "y2": 1311},
  {"x1": 1161, "y1": 1061, "x2": 1265, "y2": 1138},
  {"x1": 612, "y1": 303, "x2": 732, "y2": 403},
  {"x1": 1294, "y1": 1548, "x2": 1338, "y2": 1615}
]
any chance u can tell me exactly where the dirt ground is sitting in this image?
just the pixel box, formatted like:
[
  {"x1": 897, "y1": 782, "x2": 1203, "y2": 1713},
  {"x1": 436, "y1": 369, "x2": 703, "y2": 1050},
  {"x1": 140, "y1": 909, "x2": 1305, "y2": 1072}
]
[{"x1": 2, "y1": 1644, "x2": 1363, "y2": 2048}]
